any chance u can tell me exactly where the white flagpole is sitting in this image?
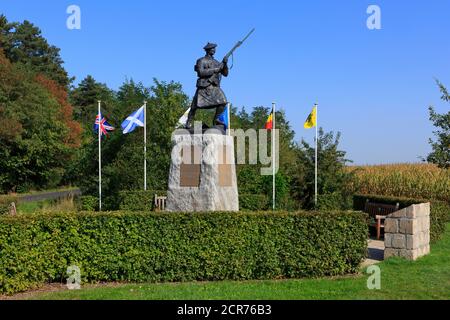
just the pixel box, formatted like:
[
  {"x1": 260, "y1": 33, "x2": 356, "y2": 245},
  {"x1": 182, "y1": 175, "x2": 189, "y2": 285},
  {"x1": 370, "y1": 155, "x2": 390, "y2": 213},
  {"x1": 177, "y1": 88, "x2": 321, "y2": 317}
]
[
  {"x1": 272, "y1": 102, "x2": 276, "y2": 211},
  {"x1": 144, "y1": 101, "x2": 147, "y2": 191},
  {"x1": 227, "y1": 102, "x2": 231, "y2": 136},
  {"x1": 315, "y1": 103, "x2": 318, "y2": 208},
  {"x1": 98, "y1": 100, "x2": 102, "y2": 212}
]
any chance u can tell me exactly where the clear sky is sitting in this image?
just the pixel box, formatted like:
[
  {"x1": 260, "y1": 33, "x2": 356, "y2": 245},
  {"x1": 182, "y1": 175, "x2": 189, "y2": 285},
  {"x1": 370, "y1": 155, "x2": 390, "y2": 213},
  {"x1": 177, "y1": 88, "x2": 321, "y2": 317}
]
[{"x1": 1, "y1": 0, "x2": 449, "y2": 165}]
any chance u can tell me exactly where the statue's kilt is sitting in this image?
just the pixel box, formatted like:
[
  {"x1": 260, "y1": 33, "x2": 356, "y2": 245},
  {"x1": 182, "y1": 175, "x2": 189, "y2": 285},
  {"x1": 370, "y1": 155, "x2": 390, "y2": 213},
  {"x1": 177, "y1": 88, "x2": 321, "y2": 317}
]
[{"x1": 193, "y1": 86, "x2": 227, "y2": 109}]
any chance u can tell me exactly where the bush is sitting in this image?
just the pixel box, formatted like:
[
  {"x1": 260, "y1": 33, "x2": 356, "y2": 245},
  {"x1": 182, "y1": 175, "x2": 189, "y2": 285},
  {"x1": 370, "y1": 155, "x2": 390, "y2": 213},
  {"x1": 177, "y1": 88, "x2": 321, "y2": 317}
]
[
  {"x1": 0, "y1": 210, "x2": 368, "y2": 294},
  {"x1": 76, "y1": 196, "x2": 98, "y2": 211},
  {"x1": 317, "y1": 192, "x2": 352, "y2": 211},
  {"x1": 118, "y1": 190, "x2": 166, "y2": 211},
  {"x1": 119, "y1": 191, "x2": 283, "y2": 211},
  {"x1": 239, "y1": 194, "x2": 270, "y2": 211},
  {"x1": 353, "y1": 194, "x2": 449, "y2": 243}
]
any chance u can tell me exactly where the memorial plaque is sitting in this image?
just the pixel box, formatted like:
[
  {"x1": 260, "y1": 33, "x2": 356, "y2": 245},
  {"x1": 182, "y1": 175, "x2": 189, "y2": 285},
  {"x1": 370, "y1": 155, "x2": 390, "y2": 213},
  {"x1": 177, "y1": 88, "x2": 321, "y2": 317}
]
[
  {"x1": 180, "y1": 145, "x2": 201, "y2": 187},
  {"x1": 219, "y1": 145, "x2": 232, "y2": 187}
]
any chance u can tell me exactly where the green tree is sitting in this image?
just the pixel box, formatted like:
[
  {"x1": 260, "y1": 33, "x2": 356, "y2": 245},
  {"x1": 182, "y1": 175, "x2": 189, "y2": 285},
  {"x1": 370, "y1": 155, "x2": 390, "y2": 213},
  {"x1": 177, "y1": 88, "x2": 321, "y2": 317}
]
[
  {"x1": 427, "y1": 80, "x2": 450, "y2": 169},
  {"x1": 0, "y1": 15, "x2": 70, "y2": 87},
  {"x1": 71, "y1": 79, "x2": 189, "y2": 207},
  {"x1": 0, "y1": 51, "x2": 75, "y2": 192},
  {"x1": 295, "y1": 128, "x2": 353, "y2": 210},
  {"x1": 70, "y1": 75, "x2": 116, "y2": 129}
]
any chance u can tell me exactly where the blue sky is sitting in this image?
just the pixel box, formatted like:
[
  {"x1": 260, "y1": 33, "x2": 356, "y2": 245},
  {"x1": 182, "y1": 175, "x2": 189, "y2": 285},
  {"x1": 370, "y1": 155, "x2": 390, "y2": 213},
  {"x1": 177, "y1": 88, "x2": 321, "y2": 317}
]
[{"x1": 1, "y1": 0, "x2": 449, "y2": 165}]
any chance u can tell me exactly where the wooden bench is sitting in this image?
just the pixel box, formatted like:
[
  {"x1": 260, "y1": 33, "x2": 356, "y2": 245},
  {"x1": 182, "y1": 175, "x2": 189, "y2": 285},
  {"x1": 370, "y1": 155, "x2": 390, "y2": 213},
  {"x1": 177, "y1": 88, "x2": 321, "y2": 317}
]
[
  {"x1": 154, "y1": 194, "x2": 167, "y2": 211},
  {"x1": 364, "y1": 200, "x2": 400, "y2": 240}
]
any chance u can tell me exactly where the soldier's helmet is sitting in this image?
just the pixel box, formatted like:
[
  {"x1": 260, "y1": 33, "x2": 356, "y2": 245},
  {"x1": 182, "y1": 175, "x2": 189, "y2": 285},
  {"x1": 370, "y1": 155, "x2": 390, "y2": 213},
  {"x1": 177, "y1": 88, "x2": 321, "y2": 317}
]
[{"x1": 203, "y1": 42, "x2": 217, "y2": 51}]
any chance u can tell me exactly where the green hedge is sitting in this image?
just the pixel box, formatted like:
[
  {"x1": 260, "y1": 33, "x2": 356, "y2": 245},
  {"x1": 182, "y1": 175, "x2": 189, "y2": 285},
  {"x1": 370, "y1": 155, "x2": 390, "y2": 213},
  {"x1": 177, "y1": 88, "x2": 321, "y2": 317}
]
[
  {"x1": 0, "y1": 210, "x2": 368, "y2": 294},
  {"x1": 118, "y1": 191, "x2": 271, "y2": 211},
  {"x1": 353, "y1": 194, "x2": 449, "y2": 243},
  {"x1": 118, "y1": 190, "x2": 167, "y2": 211},
  {"x1": 239, "y1": 194, "x2": 270, "y2": 211}
]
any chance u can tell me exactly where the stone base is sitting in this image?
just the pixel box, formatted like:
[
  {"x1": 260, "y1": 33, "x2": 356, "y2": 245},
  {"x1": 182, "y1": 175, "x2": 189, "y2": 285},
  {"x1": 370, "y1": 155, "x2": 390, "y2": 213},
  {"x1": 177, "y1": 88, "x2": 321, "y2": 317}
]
[
  {"x1": 384, "y1": 203, "x2": 431, "y2": 261},
  {"x1": 166, "y1": 132, "x2": 239, "y2": 212}
]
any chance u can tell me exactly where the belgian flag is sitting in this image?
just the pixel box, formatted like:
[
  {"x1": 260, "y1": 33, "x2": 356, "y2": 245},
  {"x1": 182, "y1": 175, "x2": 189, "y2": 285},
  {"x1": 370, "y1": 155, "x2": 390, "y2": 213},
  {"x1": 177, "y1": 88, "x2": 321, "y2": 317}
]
[{"x1": 265, "y1": 108, "x2": 274, "y2": 130}]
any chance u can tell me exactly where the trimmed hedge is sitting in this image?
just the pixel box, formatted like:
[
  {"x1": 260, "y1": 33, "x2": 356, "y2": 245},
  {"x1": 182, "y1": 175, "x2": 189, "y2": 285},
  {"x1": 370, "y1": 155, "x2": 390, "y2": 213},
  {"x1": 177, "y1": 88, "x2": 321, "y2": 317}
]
[
  {"x1": 353, "y1": 194, "x2": 449, "y2": 243},
  {"x1": 239, "y1": 194, "x2": 270, "y2": 211},
  {"x1": 118, "y1": 191, "x2": 272, "y2": 211},
  {"x1": 118, "y1": 190, "x2": 167, "y2": 211},
  {"x1": 0, "y1": 210, "x2": 368, "y2": 294}
]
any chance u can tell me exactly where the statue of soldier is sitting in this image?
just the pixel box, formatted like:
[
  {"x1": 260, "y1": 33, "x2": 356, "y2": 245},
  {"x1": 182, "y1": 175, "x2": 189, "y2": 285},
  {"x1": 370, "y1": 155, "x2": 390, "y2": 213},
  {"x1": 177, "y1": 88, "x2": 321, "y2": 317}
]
[{"x1": 185, "y1": 42, "x2": 229, "y2": 130}]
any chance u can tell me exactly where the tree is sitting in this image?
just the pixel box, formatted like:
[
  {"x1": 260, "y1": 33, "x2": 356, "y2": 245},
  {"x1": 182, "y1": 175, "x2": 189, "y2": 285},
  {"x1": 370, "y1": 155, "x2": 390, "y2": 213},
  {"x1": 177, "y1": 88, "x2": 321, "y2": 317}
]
[
  {"x1": 427, "y1": 80, "x2": 450, "y2": 169},
  {"x1": 69, "y1": 75, "x2": 116, "y2": 128},
  {"x1": 0, "y1": 15, "x2": 70, "y2": 87},
  {"x1": 70, "y1": 78, "x2": 190, "y2": 207},
  {"x1": 0, "y1": 50, "x2": 77, "y2": 192},
  {"x1": 294, "y1": 128, "x2": 353, "y2": 210}
]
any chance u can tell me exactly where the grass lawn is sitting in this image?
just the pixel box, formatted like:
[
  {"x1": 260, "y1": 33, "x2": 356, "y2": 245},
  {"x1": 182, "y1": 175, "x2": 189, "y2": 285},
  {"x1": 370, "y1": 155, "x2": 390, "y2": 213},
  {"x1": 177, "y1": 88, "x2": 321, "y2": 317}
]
[{"x1": 21, "y1": 224, "x2": 450, "y2": 300}]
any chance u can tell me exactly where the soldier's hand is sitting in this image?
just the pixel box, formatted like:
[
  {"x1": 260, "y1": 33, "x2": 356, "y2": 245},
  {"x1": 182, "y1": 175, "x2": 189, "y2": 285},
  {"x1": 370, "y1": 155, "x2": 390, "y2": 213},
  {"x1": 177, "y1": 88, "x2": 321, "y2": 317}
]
[{"x1": 222, "y1": 56, "x2": 229, "y2": 64}]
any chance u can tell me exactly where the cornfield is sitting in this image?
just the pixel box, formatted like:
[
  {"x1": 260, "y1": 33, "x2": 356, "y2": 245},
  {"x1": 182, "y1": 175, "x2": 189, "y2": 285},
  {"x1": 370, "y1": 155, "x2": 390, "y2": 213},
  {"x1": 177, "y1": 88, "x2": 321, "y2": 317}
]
[{"x1": 347, "y1": 163, "x2": 450, "y2": 202}]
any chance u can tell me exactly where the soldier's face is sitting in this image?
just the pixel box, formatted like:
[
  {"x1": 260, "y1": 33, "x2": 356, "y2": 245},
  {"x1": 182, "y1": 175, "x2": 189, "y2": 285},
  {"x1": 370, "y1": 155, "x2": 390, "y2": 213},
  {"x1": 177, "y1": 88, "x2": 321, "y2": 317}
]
[{"x1": 207, "y1": 48, "x2": 216, "y2": 56}]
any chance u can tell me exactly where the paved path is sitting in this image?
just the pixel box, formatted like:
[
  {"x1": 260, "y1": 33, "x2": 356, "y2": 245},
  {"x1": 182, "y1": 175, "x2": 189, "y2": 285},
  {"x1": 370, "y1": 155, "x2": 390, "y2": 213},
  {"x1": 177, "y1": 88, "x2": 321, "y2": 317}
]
[{"x1": 361, "y1": 238, "x2": 385, "y2": 267}]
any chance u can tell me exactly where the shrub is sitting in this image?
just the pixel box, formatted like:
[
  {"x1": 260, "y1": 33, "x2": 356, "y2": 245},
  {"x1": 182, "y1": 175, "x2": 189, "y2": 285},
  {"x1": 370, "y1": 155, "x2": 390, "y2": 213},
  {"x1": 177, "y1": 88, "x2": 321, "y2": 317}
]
[
  {"x1": 119, "y1": 191, "x2": 273, "y2": 212},
  {"x1": 353, "y1": 194, "x2": 449, "y2": 243},
  {"x1": 118, "y1": 190, "x2": 166, "y2": 211},
  {"x1": 239, "y1": 194, "x2": 270, "y2": 211},
  {"x1": 76, "y1": 196, "x2": 98, "y2": 211},
  {"x1": 0, "y1": 210, "x2": 368, "y2": 294}
]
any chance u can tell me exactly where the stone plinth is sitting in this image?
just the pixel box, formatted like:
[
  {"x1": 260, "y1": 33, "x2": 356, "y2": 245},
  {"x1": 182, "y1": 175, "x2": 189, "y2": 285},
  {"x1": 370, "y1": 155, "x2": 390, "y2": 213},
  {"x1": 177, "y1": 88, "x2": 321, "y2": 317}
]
[
  {"x1": 166, "y1": 131, "x2": 239, "y2": 212},
  {"x1": 384, "y1": 203, "x2": 430, "y2": 261}
]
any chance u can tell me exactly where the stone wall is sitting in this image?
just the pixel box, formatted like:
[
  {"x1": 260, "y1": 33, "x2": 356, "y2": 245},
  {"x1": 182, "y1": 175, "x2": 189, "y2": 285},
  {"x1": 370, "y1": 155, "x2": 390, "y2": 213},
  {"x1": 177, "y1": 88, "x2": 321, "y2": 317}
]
[{"x1": 384, "y1": 203, "x2": 430, "y2": 260}]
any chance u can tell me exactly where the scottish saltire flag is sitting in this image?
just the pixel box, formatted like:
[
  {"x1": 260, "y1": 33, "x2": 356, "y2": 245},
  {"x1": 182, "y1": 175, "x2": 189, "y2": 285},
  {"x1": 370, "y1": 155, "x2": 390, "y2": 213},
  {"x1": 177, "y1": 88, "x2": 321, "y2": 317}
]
[
  {"x1": 217, "y1": 105, "x2": 229, "y2": 129},
  {"x1": 177, "y1": 107, "x2": 190, "y2": 128},
  {"x1": 121, "y1": 105, "x2": 145, "y2": 134},
  {"x1": 94, "y1": 113, "x2": 115, "y2": 137}
]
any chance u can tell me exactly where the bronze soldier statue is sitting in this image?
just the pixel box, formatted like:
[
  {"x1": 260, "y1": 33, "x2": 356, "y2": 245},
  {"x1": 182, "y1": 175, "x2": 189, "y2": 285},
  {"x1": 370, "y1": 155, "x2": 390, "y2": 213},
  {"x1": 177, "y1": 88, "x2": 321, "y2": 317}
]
[
  {"x1": 185, "y1": 42, "x2": 229, "y2": 130},
  {"x1": 185, "y1": 29, "x2": 254, "y2": 130}
]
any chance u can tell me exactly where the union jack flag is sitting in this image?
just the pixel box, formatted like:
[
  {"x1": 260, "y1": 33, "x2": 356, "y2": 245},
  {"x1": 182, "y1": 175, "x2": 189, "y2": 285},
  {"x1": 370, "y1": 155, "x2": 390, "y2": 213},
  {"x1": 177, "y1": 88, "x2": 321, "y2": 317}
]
[{"x1": 94, "y1": 113, "x2": 115, "y2": 137}]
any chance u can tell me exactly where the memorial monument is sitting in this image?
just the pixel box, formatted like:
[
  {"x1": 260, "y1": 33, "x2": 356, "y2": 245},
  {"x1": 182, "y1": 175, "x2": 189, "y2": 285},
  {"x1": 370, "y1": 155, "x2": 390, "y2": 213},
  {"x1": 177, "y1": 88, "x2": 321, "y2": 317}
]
[{"x1": 166, "y1": 30, "x2": 254, "y2": 212}]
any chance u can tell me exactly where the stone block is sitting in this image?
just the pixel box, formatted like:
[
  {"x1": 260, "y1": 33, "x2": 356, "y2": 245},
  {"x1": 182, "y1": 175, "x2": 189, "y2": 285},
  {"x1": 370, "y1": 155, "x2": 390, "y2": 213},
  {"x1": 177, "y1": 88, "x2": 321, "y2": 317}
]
[
  {"x1": 390, "y1": 208, "x2": 406, "y2": 218},
  {"x1": 406, "y1": 234, "x2": 420, "y2": 249},
  {"x1": 384, "y1": 218, "x2": 398, "y2": 233},
  {"x1": 416, "y1": 203, "x2": 430, "y2": 217},
  {"x1": 384, "y1": 233, "x2": 393, "y2": 248},
  {"x1": 421, "y1": 216, "x2": 430, "y2": 232},
  {"x1": 399, "y1": 249, "x2": 419, "y2": 260},
  {"x1": 424, "y1": 231, "x2": 430, "y2": 245},
  {"x1": 405, "y1": 205, "x2": 416, "y2": 219},
  {"x1": 384, "y1": 248, "x2": 398, "y2": 259},
  {"x1": 392, "y1": 234, "x2": 406, "y2": 248},
  {"x1": 399, "y1": 218, "x2": 416, "y2": 234}
]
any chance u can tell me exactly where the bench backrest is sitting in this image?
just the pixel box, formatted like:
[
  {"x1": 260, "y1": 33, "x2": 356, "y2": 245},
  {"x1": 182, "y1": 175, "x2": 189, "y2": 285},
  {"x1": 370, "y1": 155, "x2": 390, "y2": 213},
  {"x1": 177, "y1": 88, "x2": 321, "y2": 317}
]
[
  {"x1": 154, "y1": 194, "x2": 167, "y2": 211},
  {"x1": 364, "y1": 200, "x2": 400, "y2": 218}
]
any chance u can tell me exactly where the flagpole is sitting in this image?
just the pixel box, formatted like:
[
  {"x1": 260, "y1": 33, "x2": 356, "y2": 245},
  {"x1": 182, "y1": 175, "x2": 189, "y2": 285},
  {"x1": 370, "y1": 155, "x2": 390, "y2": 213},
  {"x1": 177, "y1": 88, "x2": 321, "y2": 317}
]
[
  {"x1": 144, "y1": 101, "x2": 147, "y2": 191},
  {"x1": 227, "y1": 102, "x2": 231, "y2": 136},
  {"x1": 315, "y1": 103, "x2": 318, "y2": 208},
  {"x1": 98, "y1": 100, "x2": 102, "y2": 212},
  {"x1": 272, "y1": 102, "x2": 276, "y2": 211}
]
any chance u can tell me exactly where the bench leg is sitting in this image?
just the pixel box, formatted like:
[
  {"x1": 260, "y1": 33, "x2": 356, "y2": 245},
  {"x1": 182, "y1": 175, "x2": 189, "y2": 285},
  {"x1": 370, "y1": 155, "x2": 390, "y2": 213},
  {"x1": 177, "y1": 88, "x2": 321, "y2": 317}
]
[{"x1": 376, "y1": 219, "x2": 381, "y2": 240}]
